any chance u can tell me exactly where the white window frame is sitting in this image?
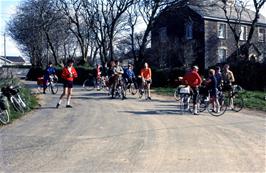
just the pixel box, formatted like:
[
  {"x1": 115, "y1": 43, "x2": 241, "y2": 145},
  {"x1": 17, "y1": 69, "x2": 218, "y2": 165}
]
[
  {"x1": 218, "y1": 47, "x2": 227, "y2": 63},
  {"x1": 217, "y1": 23, "x2": 227, "y2": 39},
  {"x1": 258, "y1": 27, "x2": 265, "y2": 42},
  {"x1": 239, "y1": 25, "x2": 247, "y2": 41},
  {"x1": 185, "y1": 21, "x2": 193, "y2": 40}
]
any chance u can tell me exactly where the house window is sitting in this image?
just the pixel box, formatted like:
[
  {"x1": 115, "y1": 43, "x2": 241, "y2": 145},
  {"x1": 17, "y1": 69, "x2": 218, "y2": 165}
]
[
  {"x1": 185, "y1": 22, "x2": 193, "y2": 40},
  {"x1": 218, "y1": 23, "x2": 227, "y2": 39},
  {"x1": 258, "y1": 28, "x2": 265, "y2": 42},
  {"x1": 218, "y1": 48, "x2": 227, "y2": 63},
  {"x1": 159, "y1": 27, "x2": 167, "y2": 43},
  {"x1": 240, "y1": 26, "x2": 247, "y2": 41}
]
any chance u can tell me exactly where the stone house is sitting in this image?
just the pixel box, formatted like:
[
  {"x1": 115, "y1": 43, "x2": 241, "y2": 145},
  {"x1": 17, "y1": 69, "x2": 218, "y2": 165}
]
[{"x1": 151, "y1": 1, "x2": 266, "y2": 70}]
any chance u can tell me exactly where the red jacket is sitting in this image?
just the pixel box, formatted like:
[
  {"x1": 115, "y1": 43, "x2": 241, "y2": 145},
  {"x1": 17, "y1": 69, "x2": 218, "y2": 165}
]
[
  {"x1": 61, "y1": 66, "x2": 78, "y2": 81},
  {"x1": 182, "y1": 70, "x2": 202, "y2": 88}
]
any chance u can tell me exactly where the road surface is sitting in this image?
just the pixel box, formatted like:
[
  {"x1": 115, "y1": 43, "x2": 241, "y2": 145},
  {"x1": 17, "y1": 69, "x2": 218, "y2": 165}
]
[{"x1": 0, "y1": 82, "x2": 265, "y2": 172}]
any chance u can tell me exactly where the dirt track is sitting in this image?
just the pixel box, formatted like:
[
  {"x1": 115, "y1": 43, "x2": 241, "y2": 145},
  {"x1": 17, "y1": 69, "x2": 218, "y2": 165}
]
[{"x1": 0, "y1": 83, "x2": 265, "y2": 172}]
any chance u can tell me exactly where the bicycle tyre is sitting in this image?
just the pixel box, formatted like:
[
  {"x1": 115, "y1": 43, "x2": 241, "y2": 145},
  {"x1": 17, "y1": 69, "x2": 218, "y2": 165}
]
[
  {"x1": 207, "y1": 100, "x2": 227, "y2": 116},
  {"x1": 0, "y1": 108, "x2": 9, "y2": 125},
  {"x1": 10, "y1": 96, "x2": 24, "y2": 113},
  {"x1": 231, "y1": 93, "x2": 244, "y2": 112},
  {"x1": 83, "y1": 79, "x2": 95, "y2": 91},
  {"x1": 198, "y1": 95, "x2": 207, "y2": 112},
  {"x1": 129, "y1": 83, "x2": 138, "y2": 95},
  {"x1": 50, "y1": 82, "x2": 58, "y2": 94},
  {"x1": 16, "y1": 94, "x2": 27, "y2": 111},
  {"x1": 174, "y1": 88, "x2": 181, "y2": 101}
]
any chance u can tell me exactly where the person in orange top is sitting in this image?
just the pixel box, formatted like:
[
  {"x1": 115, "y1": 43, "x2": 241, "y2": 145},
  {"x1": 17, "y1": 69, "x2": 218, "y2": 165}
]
[
  {"x1": 140, "y1": 62, "x2": 152, "y2": 100},
  {"x1": 56, "y1": 59, "x2": 78, "y2": 108}
]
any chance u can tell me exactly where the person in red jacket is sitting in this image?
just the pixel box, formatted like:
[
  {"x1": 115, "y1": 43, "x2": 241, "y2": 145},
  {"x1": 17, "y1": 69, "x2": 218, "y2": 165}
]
[
  {"x1": 56, "y1": 59, "x2": 78, "y2": 108},
  {"x1": 182, "y1": 65, "x2": 202, "y2": 115}
]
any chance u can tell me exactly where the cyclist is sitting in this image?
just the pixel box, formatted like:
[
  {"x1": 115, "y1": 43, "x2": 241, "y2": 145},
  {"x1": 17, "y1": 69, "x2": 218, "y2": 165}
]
[
  {"x1": 110, "y1": 60, "x2": 124, "y2": 98},
  {"x1": 182, "y1": 65, "x2": 202, "y2": 115},
  {"x1": 43, "y1": 62, "x2": 57, "y2": 94},
  {"x1": 222, "y1": 64, "x2": 235, "y2": 91},
  {"x1": 215, "y1": 66, "x2": 222, "y2": 90},
  {"x1": 222, "y1": 64, "x2": 235, "y2": 109},
  {"x1": 124, "y1": 64, "x2": 137, "y2": 89},
  {"x1": 140, "y1": 62, "x2": 152, "y2": 100},
  {"x1": 96, "y1": 64, "x2": 102, "y2": 90},
  {"x1": 206, "y1": 69, "x2": 220, "y2": 113},
  {"x1": 56, "y1": 59, "x2": 78, "y2": 108}
]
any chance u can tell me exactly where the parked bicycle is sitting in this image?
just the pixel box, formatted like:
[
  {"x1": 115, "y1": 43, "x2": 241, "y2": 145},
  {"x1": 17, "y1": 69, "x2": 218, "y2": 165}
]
[
  {"x1": 83, "y1": 75, "x2": 109, "y2": 91},
  {"x1": 1, "y1": 85, "x2": 27, "y2": 113},
  {"x1": 0, "y1": 92, "x2": 9, "y2": 125},
  {"x1": 37, "y1": 75, "x2": 58, "y2": 94}
]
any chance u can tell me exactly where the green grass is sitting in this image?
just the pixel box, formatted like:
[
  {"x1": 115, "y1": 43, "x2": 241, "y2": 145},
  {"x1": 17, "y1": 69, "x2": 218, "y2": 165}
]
[
  {"x1": 240, "y1": 91, "x2": 266, "y2": 112},
  {"x1": 153, "y1": 87, "x2": 266, "y2": 112}
]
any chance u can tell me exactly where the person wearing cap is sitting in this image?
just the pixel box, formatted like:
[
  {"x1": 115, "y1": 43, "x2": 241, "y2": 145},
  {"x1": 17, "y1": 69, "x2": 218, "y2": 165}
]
[
  {"x1": 182, "y1": 65, "x2": 202, "y2": 115},
  {"x1": 56, "y1": 59, "x2": 78, "y2": 108},
  {"x1": 43, "y1": 62, "x2": 57, "y2": 94}
]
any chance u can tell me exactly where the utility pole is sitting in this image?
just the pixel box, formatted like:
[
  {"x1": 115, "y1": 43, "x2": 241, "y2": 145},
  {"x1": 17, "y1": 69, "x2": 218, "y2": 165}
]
[{"x1": 4, "y1": 32, "x2": 6, "y2": 65}]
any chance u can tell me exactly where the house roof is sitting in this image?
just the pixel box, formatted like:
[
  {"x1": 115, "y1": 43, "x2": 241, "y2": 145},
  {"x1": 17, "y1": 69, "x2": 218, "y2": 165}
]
[
  {"x1": 0, "y1": 57, "x2": 13, "y2": 64},
  {"x1": 188, "y1": 3, "x2": 266, "y2": 26},
  {"x1": 0, "y1": 56, "x2": 25, "y2": 63}
]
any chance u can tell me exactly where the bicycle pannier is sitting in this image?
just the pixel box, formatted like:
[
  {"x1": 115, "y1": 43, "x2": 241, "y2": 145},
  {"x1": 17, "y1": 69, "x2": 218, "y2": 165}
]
[{"x1": 179, "y1": 86, "x2": 190, "y2": 94}]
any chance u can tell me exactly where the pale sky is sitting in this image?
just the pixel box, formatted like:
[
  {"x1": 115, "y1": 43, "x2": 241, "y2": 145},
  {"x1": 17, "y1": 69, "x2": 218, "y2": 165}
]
[{"x1": 0, "y1": 0, "x2": 266, "y2": 57}]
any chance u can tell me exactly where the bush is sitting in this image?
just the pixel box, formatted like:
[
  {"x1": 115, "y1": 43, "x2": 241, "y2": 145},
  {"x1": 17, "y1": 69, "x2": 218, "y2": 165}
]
[{"x1": 230, "y1": 61, "x2": 266, "y2": 91}]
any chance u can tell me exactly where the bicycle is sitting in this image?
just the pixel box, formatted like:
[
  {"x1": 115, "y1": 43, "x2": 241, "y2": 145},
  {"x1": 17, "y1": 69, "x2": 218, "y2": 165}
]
[
  {"x1": 83, "y1": 75, "x2": 108, "y2": 91},
  {"x1": 174, "y1": 85, "x2": 188, "y2": 101},
  {"x1": 0, "y1": 92, "x2": 9, "y2": 125},
  {"x1": 37, "y1": 75, "x2": 58, "y2": 94},
  {"x1": 125, "y1": 78, "x2": 138, "y2": 95},
  {"x1": 198, "y1": 89, "x2": 228, "y2": 116},
  {"x1": 224, "y1": 85, "x2": 244, "y2": 112},
  {"x1": 178, "y1": 86, "x2": 192, "y2": 114},
  {"x1": 113, "y1": 76, "x2": 126, "y2": 100},
  {"x1": 1, "y1": 85, "x2": 27, "y2": 113},
  {"x1": 138, "y1": 80, "x2": 151, "y2": 100}
]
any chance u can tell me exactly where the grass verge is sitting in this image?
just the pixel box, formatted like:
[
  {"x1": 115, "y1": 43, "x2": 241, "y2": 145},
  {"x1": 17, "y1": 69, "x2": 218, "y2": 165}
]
[{"x1": 153, "y1": 87, "x2": 266, "y2": 112}]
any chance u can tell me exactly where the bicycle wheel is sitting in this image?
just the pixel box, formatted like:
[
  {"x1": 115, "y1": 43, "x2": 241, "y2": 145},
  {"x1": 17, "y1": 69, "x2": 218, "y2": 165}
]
[
  {"x1": 207, "y1": 99, "x2": 227, "y2": 116},
  {"x1": 174, "y1": 88, "x2": 181, "y2": 101},
  {"x1": 231, "y1": 93, "x2": 244, "y2": 112},
  {"x1": 129, "y1": 83, "x2": 138, "y2": 95},
  {"x1": 198, "y1": 95, "x2": 207, "y2": 112},
  {"x1": 16, "y1": 94, "x2": 27, "y2": 111},
  {"x1": 10, "y1": 96, "x2": 24, "y2": 113},
  {"x1": 0, "y1": 108, "x2": 9, "y2": 125},
  {"x1": 83, "y1": 79, "x2": 95, "y2": 91},
  {"x1": 50, "y1": 82, "x2": 58, "y2": 94}
]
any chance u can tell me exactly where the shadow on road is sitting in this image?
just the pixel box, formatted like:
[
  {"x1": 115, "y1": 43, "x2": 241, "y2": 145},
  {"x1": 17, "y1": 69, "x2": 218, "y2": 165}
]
[
  {"x1": 122, "y1": 109, "x2": 196, "y2": 116},
  {"x1": 35, "y1": 106, "x2": 57, "y2": 110}
]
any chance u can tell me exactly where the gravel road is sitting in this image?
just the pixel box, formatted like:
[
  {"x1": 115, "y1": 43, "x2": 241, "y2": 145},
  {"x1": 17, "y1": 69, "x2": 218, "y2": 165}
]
[{"x1": 0, "y1": 83, "x2": 265, "y2": 172}]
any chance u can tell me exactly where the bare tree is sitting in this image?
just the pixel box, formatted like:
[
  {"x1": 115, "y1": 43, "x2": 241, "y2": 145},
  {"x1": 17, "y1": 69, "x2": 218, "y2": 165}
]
[
  {"x1": 57, "y1": 0, "x2": 91, "y2": 63},
  {"x1": 215, "y1": 0, "x2": 266, "y2": 59}
]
